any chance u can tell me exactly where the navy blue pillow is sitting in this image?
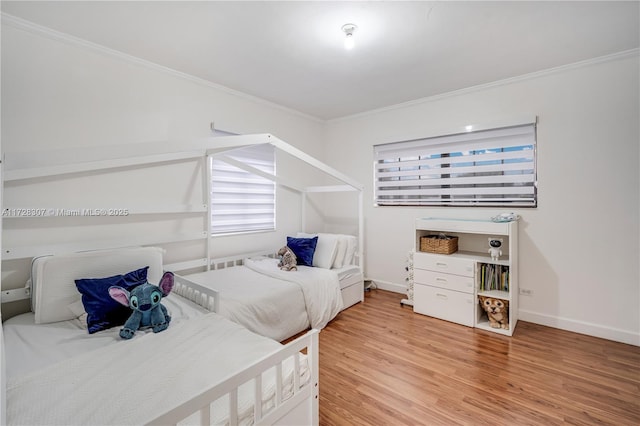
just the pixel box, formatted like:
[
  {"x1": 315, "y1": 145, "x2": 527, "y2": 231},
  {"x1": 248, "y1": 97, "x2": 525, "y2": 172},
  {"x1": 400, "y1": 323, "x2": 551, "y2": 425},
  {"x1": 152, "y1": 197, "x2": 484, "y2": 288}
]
[
  {"x1": 287, "y1": 236, "x2": 318, "y2": 267},
  {"x1": 75, "y1": 266, "x2": 149, "y2": 334}
]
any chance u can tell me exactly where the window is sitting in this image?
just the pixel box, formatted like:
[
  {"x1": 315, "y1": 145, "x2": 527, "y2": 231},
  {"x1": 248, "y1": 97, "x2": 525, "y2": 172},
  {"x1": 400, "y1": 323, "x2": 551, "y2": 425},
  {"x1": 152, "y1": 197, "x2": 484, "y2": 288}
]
[
  {"x1": 210, "y1": 143, "x2": 276, "y2": 234},
  {"x1": 373, "y1": 123, "x2": 537, "y2": 207}
]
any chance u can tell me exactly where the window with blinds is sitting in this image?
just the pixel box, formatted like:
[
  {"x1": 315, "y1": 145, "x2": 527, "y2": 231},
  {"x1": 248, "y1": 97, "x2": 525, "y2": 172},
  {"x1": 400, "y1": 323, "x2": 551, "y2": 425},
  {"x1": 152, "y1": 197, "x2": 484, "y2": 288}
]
[
  {"x1": 210, "y1": 143, "x2": 276, "y2": 234},
  {"x1": 374, "y1": 123, "x2": 537, "y2": 207}
]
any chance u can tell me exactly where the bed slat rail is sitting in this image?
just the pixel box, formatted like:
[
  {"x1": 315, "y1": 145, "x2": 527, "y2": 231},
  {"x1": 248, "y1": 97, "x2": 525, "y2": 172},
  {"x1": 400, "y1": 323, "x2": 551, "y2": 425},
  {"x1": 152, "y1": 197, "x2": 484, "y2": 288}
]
[
  {"x1": 229, "y1": 390, "x2": 239, "y2": 424},
  {"x1": 147, "y1": 328, "x2": 319, "y2": 426},
  {"x1": 254, "y1": 374, "x2": 263, "y2": 420},
  {"x1": 172, "y1": 274, "x2": 220, "y2": 313},
  {"x1": 276, "y1": 363, "x2": 283, "y2": 406},
  {"x1": 209, "y1": 251, "x2": 278, "y2": 270}
]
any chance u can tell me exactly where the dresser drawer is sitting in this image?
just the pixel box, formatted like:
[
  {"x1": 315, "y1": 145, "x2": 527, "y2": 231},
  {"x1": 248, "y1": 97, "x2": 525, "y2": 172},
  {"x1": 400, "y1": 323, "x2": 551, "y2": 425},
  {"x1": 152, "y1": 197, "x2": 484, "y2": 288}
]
[
  {"x1": 414, "y1": 253, "x2": 474, "y2": 277},
  {"x1": 414, "y1": 269, "x2": 474, "y2": 294},
  {"x1": 413, "y1": 284, "x2": 475, "y2": 327}
]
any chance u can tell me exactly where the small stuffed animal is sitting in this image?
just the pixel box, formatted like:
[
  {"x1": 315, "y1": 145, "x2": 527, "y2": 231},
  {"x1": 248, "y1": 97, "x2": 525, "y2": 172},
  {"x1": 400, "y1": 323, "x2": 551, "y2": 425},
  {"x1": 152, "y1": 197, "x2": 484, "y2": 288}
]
[
  {"x1": 109, "y1": 271, "x2": 174, "y2": 339},
  {"x1": 488, "y1": 238, "x2": 503, "y2": 261},
  {"x1": 479, "y1": 296, "x2": 509, "y2": 330},
  {"x1": 277, "y1": 246, "x2": 298, "y2": 271}
]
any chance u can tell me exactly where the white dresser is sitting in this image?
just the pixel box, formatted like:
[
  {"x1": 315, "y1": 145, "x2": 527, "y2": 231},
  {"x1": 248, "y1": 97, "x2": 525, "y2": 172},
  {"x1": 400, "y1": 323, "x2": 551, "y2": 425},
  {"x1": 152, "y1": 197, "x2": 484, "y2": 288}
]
[
  {"x1": 413, "y1": 253, "x2": 476, "y2": 327},
  {"x1": 412, "y1": 218, "x2": 519, "y2": 336}
]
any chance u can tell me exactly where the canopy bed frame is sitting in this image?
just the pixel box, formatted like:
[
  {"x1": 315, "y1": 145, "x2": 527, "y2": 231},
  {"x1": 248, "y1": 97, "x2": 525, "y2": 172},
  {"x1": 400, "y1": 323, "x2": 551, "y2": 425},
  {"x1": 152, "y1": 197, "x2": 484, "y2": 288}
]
[{"x1": 0, "y1": 133, "x2": 364, "y2": 425}]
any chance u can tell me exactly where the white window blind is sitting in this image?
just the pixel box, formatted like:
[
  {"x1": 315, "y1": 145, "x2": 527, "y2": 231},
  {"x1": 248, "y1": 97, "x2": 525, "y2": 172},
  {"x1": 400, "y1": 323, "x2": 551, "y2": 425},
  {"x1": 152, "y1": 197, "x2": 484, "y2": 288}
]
[
  {"x1": 374, "y1": 123, "x2": 537, "y2": 206},
  {"x1": 210, "y1": 143, "x2": 276, "y2": 234}
]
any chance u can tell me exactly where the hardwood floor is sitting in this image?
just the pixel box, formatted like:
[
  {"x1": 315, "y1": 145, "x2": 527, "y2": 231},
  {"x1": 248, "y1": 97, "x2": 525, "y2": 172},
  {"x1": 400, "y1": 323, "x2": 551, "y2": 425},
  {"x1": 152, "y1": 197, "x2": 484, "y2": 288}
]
[{"x1": 318, "y1": 289, "x2": 640, "y2": 425}]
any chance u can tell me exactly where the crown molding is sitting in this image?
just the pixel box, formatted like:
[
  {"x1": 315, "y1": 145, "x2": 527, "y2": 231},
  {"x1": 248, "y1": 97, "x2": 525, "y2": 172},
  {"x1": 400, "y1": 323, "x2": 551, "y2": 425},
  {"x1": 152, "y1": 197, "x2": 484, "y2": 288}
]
[
  {"x1": 329, "y1": 48, "x2": 640, "y2": 123},
  {"x1": 1, "y1": 12, "x2": 324, "y2": 124},
  {"x1": 3, "y1": 13, "x2": 637, "y2": 125}
]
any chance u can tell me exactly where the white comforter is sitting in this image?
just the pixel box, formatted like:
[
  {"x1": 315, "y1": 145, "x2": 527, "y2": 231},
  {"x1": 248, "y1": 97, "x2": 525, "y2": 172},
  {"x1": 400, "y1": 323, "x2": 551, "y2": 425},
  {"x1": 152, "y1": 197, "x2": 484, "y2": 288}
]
[
  {"x1": 6, "y1": 313, "x2": 307, "y2": 426},
  {"x1": 244, "y1": 257, "x2": 344, "y2": 330}
]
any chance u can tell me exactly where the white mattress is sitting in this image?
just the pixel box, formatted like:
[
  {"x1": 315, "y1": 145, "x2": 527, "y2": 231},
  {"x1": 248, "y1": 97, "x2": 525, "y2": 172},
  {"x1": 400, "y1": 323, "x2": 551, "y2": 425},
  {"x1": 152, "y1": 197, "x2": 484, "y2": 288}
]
[
  {"x1": 185, "y1": 263, "x2": 309, "y2": 342},
  {"x1": 3, "y1": 293, "x2": 209, "y2": 380},
  {"x1": 4, "y1": 295, "x2": 309, "y2": 426},
  {"x1": 184, "y1": 257, "x2": 344, "y2": 342}
]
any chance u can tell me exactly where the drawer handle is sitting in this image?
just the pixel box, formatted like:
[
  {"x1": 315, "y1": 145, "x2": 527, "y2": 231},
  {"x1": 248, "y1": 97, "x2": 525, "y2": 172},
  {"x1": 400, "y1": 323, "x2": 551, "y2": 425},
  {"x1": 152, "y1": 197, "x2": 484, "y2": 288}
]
[
  {"x1": 436, "y1": 262, "x2": 448, "y2": 268},
  {"x1": 436, "y1": 293, "x2": 448, "y2": 299},
  {"x1": 435, "y1": 277, "x2": 448, "y2": 282}
]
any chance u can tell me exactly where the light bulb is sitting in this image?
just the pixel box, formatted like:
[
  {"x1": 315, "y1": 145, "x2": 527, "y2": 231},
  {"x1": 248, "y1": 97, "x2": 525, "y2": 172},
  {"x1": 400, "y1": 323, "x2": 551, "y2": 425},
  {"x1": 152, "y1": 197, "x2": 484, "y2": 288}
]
[
  {"x1": 344, "y1": 34, "x2": 355, "y2": 50},
  {"x1": 341, "y1": 24, "x2": 357, "y2": 50}
]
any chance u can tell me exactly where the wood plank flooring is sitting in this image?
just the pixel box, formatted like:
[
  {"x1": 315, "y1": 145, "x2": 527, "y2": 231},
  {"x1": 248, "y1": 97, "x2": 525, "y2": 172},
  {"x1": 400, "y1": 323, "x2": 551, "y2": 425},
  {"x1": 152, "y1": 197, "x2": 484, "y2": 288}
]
[{"x1": 318, "y1": 289, "x2": 640, "y2": 425}]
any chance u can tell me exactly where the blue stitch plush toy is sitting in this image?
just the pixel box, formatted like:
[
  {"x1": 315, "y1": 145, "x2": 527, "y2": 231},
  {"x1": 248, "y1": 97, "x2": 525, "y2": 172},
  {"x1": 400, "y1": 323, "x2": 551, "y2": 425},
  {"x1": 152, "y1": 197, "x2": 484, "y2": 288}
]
[{"x1": 108, "y1": 271, "x2": 174, "y2": 339}]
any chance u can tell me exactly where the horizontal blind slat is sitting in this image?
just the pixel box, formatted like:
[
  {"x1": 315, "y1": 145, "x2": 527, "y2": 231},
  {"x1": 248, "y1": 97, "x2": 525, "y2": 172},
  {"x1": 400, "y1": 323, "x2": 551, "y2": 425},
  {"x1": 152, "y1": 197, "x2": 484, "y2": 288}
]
[
  {"x1": 376, "y1": 148, "x2": 534, "y2": 170},
  {"x1": 376, "y1": 162, "x2": 535, "y2": 180},
  {"x1": 376, "y1": 174, "x2": 535, "y2": 188},
  {"x1": 374, "y1": 124, "x2": 534, "y2": 155},
  {"x1": 210, "y1": 144, "x2": 276, "y2": 234},
  {"x1": 373, "y1": 123, "x2": 537, "y2": 207},
  {"x1": 376, "y1": 186, "x2": 535, "y2": 197}
]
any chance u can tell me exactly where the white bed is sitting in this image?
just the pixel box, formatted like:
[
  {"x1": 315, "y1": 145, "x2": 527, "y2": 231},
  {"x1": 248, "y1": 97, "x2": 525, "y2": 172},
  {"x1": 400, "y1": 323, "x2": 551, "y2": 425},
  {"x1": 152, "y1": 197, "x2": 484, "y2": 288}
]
[
  {"x1": 183, "y1": 235, "x2": 364, "y2": 342},
  {"x1": 0, "y1": 247, "x2": 319, "y2": 426},
  {"x1": 1, "y1": 134, "x2": 362, "y2": 424}
]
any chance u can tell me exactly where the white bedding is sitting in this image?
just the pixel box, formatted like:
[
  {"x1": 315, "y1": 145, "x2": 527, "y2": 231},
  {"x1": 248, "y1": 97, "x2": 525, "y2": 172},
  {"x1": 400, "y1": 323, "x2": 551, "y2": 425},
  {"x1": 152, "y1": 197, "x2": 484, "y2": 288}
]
[
  {"x1": 244, "y1": 257, "x2": 343, "y2": 330},
  {"x1": 185, "y1": 258, "x2": 343, "y2": 341},
  {"x1": 5, "y1": 308, "x2": 308, "y2": 426},
  {"x1": 185, "y1": 263, "x2": 309, "y2": 342},
  {"x1": 3, "y1": 295, "x2": 208, "y2": 380}
]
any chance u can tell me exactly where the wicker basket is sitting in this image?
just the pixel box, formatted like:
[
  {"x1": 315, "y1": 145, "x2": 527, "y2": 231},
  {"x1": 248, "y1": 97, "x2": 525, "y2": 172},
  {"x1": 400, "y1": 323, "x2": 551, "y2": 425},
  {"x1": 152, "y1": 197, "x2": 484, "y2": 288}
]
[{"x1": 420, "y1": 235, "x2": 459, "y2": 254}]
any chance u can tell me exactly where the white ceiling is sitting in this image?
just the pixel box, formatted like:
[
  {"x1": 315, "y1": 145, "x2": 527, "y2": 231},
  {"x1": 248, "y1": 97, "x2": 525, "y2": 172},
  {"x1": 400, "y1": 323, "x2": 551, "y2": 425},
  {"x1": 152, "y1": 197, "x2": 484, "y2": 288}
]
[{"x1": 2, "y1": 1, "x2": 639, "y2": 120}]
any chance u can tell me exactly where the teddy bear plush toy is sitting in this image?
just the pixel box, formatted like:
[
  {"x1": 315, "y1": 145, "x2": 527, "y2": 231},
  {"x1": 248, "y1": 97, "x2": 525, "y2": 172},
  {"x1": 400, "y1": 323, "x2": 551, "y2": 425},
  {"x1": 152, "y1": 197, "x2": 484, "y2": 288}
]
[
  {"x1": 277, "y1": 246, "x2": 298, "y2": 271},
  {"x1": 479, "y1": 295, "x2": 509, "y2": 330},
  {"x1": 109, "y1": 271, "x2": 174, "y2": 339}
]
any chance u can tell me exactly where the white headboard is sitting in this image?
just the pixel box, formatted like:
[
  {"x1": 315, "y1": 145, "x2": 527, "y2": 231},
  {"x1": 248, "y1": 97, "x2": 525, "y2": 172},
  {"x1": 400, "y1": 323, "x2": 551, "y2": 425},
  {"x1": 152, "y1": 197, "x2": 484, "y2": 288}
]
[{"x1": 30, "y1": 247, "x2": 164, "y2": 324}]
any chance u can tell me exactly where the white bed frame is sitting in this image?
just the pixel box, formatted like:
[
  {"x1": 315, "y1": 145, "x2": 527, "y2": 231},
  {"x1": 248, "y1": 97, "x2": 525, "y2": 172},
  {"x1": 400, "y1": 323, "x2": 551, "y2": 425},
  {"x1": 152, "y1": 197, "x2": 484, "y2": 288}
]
[
  {"x1": 206, "y1": 249, "x2": 364, "y2": 311},
  {"x1": 145, "y1": 274, "x2": 320, "y2": 425},
  {"x1": 1, "y1": 269, "x2": 320, "y2": 425},
  {"x1": 1, "y1": 133, "x2": 364, "y2": 299},
  {"x1": 0, "y1": 133, "x2": 363, "y2": 425},
  {"x1": 150, "y1": 324, "x2": 319, "y2": 426}
]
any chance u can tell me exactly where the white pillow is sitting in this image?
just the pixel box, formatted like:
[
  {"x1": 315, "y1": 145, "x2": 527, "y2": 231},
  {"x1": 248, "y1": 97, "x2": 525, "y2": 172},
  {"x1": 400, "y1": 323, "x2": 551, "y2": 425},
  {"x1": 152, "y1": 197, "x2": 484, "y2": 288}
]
[
  {"x1": 31, "y1": 247, "x2": 164, "y2": 324},
  {"x1": 343, "y1": 235, "x2": 358, "y2": 266},
  {"x1": 332, "y1": 236, "x2": 348, "y2": 269},
  {"x1": 296, "y1": 232, "x2": 339, "y2": 269}
]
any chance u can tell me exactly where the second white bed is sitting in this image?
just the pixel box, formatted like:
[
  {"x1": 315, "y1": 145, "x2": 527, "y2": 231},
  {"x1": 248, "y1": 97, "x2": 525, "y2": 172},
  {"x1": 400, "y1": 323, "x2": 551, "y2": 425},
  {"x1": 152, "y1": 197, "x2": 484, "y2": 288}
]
[{"x1": 184, "y1": 257, "x2": 350, "y2": 341}]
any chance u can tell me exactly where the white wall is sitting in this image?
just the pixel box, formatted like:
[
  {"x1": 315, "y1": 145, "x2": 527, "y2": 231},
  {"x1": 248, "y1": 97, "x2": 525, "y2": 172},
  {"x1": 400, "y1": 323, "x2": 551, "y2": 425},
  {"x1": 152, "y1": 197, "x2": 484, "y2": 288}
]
[
  {"x1": 2, "y1": 16, "x2": 638, "y2": 346},
  {"x1": 0, "y1": 18, "x2": 327, "y2": 318},
  {"x1": 324, "y1": 53, "x2": 640, "y2": 345}
]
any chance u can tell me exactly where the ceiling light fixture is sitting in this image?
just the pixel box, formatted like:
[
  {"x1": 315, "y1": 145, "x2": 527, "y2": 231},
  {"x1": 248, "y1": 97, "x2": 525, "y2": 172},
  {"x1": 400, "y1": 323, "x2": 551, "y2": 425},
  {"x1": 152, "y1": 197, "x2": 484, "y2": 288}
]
[{"x1": 342, "y1": 23, "x2": 357, "y2": 50}]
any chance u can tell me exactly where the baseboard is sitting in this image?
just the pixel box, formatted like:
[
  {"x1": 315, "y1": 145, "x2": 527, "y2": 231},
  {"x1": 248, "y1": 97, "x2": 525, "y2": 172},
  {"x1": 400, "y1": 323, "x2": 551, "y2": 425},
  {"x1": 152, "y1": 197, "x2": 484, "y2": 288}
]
[
  {"x1": 366, "y1": 279, "x2": 639, "y2": 347},
  {"x1": 365, "y1": 279, "x2": 406, "y2": 294},
  {"x1": 519, "y1": 309, "x2": 639, "y2": 347},
  {"x1": 368, "y1": 278, "x2": 640, "y2": 346}
]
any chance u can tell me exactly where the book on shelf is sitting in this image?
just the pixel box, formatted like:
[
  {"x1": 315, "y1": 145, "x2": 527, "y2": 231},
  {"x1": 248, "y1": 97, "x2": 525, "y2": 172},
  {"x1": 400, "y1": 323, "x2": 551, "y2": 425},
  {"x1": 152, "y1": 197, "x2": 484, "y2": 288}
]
[{"x1": 479, "y1": 263, "x2": 510, "y2": 293}]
